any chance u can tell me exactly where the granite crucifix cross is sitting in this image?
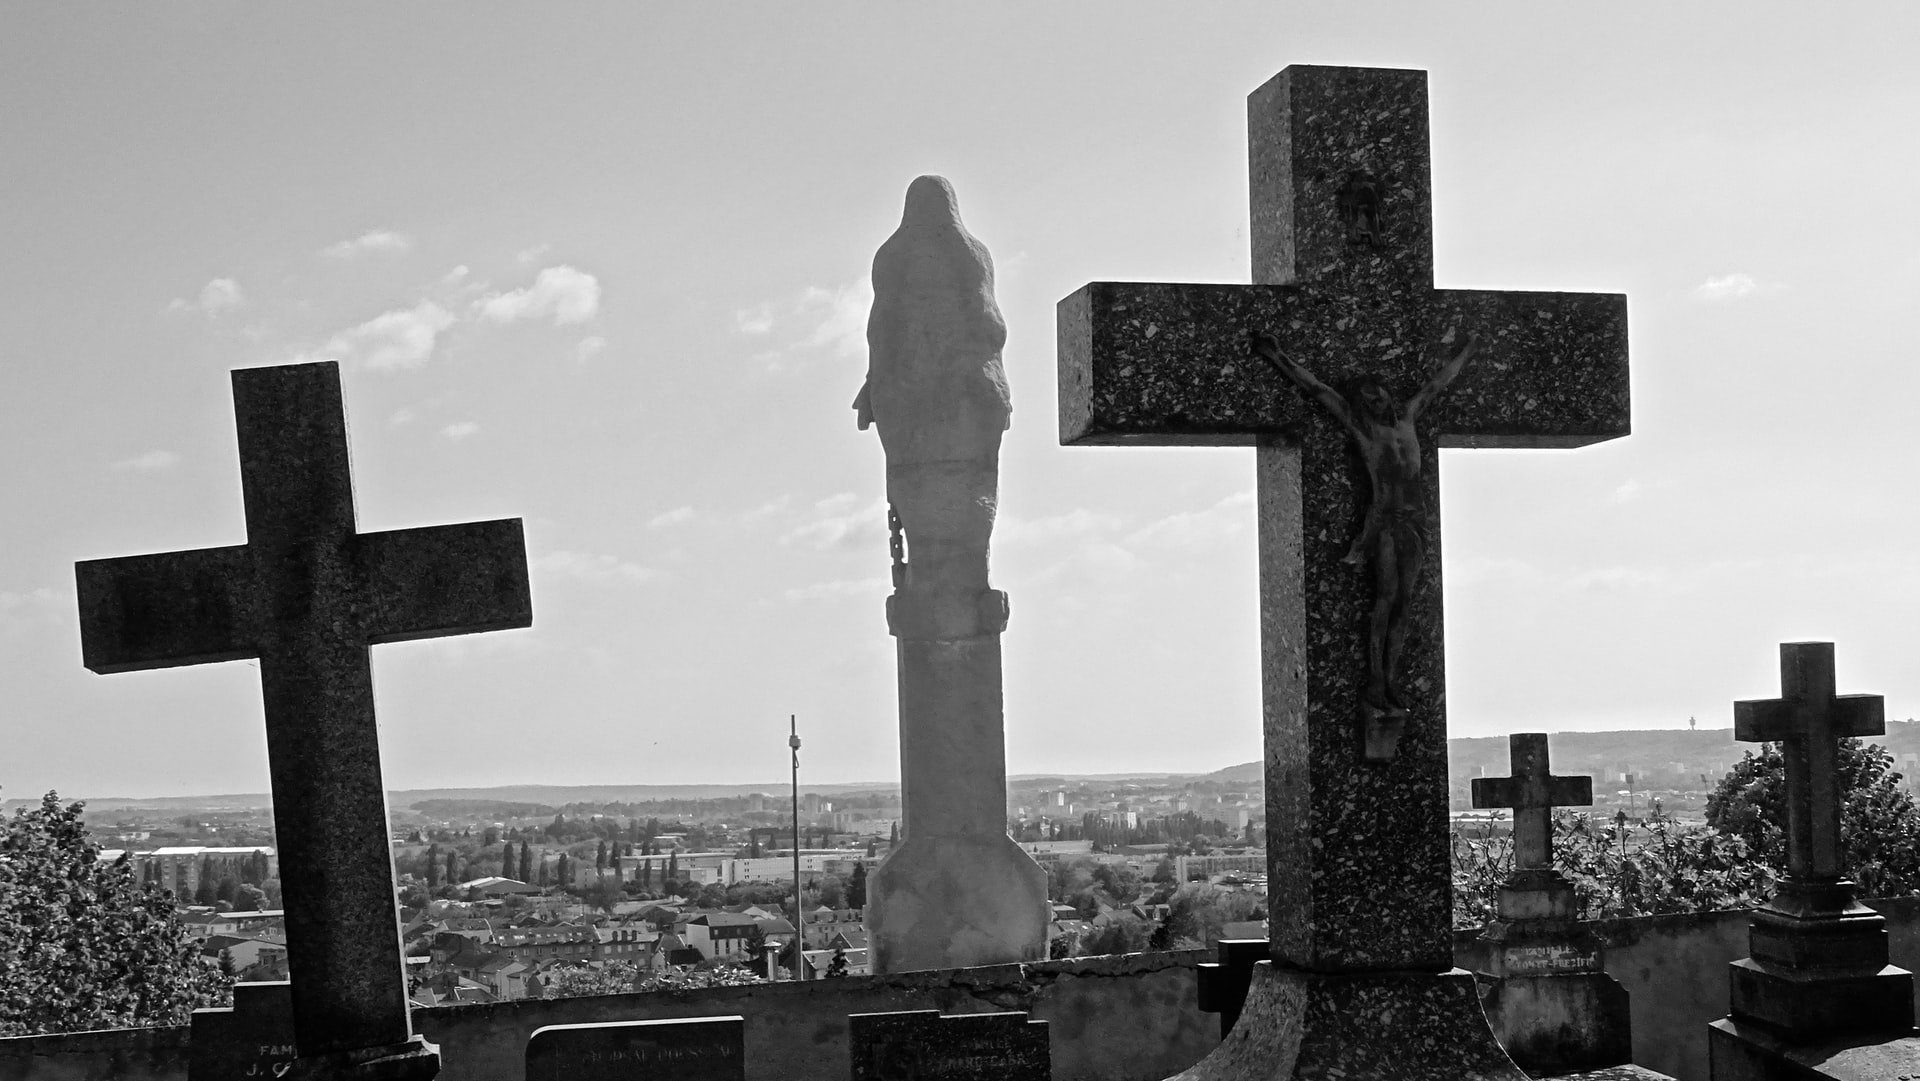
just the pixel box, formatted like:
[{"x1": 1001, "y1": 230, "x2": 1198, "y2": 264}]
[
  {"x1": 1735, "y1": 641, "x2": 1884, "y2": 887},
  {"x1": 1472, "y1": 733, "x2": 1592, "y2": 874},
  {"x1": 75, "y1": 361, "x2": 532, "y2": 1068},
  {"x1": 1058, "y1": 65, "x2": 1629, "y2": 973}
]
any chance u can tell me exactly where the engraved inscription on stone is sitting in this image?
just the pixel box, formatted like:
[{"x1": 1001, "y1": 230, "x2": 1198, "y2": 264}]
[
  {"x1": 1503, "y1": 944, "x2": 1600, "y2": 977},
  {"x1": 527, "y1": 1016, "x2": 745, "y2": 1081},
  {"x1": 849, "y1": 1010, "x2": 1048, "y2": 1081}
]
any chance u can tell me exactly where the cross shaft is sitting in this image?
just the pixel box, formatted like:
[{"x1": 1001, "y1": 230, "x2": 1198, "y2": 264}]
[{"x1": 75, "y1": 362, "x2": 531, "y2": 1059}]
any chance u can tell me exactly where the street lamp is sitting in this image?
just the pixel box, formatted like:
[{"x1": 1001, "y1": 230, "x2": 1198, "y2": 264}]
[{"x1": 790, "y1": 714, "x2": 804, "y2": 981}]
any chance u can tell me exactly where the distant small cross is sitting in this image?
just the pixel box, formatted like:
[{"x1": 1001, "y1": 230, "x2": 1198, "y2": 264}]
[
  {"x1": 1735, "y1": 642, "x2": 1884, "y2": 883},
  {"x1": 76, "y1": 362, "x2": 531, "y2": 1061},
  {"x1": 1471, "y1": 733, "x2": 1592, "y2": 872}
]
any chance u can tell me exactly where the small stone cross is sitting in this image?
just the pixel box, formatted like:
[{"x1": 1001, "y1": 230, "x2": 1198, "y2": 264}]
[
  {"x1": 1057, "y1": 65, "x2": 1629, "y2": 971},
  {"x1": 75, "y1": 362, "x2": 531, "y2": 1064},
  {"x1": 1472, "y1": 733, "x2": 1591, "y2": 872},
  {"x1": 1735, "y1": 642, "x2": 1884, "y2": 883}
]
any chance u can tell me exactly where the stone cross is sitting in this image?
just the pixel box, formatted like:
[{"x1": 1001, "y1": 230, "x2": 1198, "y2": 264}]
[
  {"x1": 1058, "y1": 65, "x2": 1629, "y2": 974},
  {"x1": 75, "y1": 361, "x2": 531, "y2": 1067},
  {"x1": 1734, "y1": 641, "x2": 1884, "y2": 884},
  {"x1": 1472, "y1": 733, "x2": 1592, "y2": 872}
]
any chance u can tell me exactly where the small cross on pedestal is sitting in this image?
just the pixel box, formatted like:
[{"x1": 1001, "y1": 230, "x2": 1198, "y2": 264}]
[
  {"x1": 1060, "y1": 64, "x2": 1630, "y2": 1080},
  {"x1": 76, "y1": 362, "x2": 532, "y2": 1079},
  {"x1": 1711, "y1": 642, "x2": 1918, "y2": 1054},
  {"x1": 1472, "y1": 733, "x2": 1592, "y2": 921}
]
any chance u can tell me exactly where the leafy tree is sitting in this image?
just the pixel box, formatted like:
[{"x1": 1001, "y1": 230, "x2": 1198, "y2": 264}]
[
  {"x1": 666, "y1": 849, "x2": 679, "y2": 881},
  {"x1": 1078, "y1": 913, "x2": 1152, "y2": 957},
  {"x1": 1162, "y1": 883, "x2": 1262, "y2": 947},
  {"x1": 424, "y1": 844, "x2": 442, "y2": 889},
  {"x1": 744, "y1": 924, "x2": 770, "y2": 972},
  {"x1": 0, "y1": 792, "x2": 232, "y2": 1035},
  {"x1": 499, "y1": 840, "x2": 514, "y2": 880},
  {"x1": 817, "y1": 875, "x2": 844, "y2": 909},
  {"x1": 233, "y1": 883, "x2": 268, "y2": 912},
  {"x1": 750, "y1": 832, "x2": 761, "y2": 858},
  {"x1": 847, "y1": 863, "x2": 868, "y2": 909},
  {"x1": 825, "y1": 946, "x2": 849, "y2": 978},
  {"x1": 1707, "y1": 738, "x2": 1920, "y2": 897},
  {"x1": 583, "y1": 876, "x2": 624, "y2": 913},
  {"x1": 444, "y1": 848, "x2": 461, "y2": 886},
  {"x1": 518, "y1": 845, "x2": 534, "y2": 884},
  {"x1": 595, "y1": 840, "x2": 608, "y2": 873},
  {"x1": 889, "y1": 822, "x2": 898, "y2": 846},
  {"x1": 556, "y1": 853, "x2": 572, "y2": 889},
  {"x1": 1451, "y1": 811, "x2": 1776, "y2": 928},
  {"x1": 482, "y1": 826, "x2": 500, "y2": 847}
]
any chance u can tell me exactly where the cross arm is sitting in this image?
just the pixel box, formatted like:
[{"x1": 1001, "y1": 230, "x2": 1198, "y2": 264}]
[
  {"x1": 1545, "y1": 776, "x2": 1594, "y2": 808},
  {"x1": 1470, "y1": 776, "x2": 1518, "y2": 810},
  {"x1": 1736, "y1": 694, "x2": 1886, "y2": 742},
  {"x1": 359, "y1": 519, "x2": 533, "y2": 644},
  {"x1": 1057, "y1": 282, "x2": 1627, "y2": 447},
  {"x1": 75, "y1": 545, "x2": 253, "y2": 673}
]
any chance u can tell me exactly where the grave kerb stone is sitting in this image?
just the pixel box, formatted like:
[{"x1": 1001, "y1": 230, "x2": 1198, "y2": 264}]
[
  {"x1": 848, "y1": 1009, "x2": 1049, "y2": 1081},
  {"x1": 525, "y1": 1016, "x2": 745, "y2": 1081}
]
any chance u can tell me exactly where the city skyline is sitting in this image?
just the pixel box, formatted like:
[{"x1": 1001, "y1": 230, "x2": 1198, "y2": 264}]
[{"x1": 3, "y1": 4, "x2": 1917, "y2": 797}]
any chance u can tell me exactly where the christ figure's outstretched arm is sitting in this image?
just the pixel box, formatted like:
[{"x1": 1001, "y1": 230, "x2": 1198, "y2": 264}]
[
  {"x1": 1251, "y1": 332, "x2": 1358, "y2": 439},
  {"x1": 1404, "y1": 330, "x2": 1478, "y2": 421}
]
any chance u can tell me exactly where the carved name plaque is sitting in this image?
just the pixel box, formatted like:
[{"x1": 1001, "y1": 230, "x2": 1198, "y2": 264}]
[
  {"x1": 1499, "y1": 942, "x2": 1602, "y2": 977},
  {"x1": 527, "y1": 1017, "x2": 745, "y2": 1081},
  {"x1": 849, "y1": 1010, "x2": 1049, "y2": 1081}
]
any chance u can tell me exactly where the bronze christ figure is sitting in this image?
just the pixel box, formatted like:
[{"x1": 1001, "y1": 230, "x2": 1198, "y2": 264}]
[{"x1": 1252, "y1": 328, "x2": 1478, "y2": 723}]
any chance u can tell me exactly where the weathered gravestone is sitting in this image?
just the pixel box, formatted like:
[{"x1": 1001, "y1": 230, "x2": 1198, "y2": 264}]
[
  {"x1": 1473, "y1": 733, "x2": 1633, "y2": 1075},
  {"x1": 1057, "y1": 64, "x2": 1630, "y2": 1078},
  {"x1": 857, "y1": 175, "x2": 1049, "y2": 973},
  {"x1": 1709, "y1": 642, "x2": 1920, "y2": 1080},
  {"x1": 527, "y1": 1017, "x2": 746, "y2": 1081},
  {"x1": 848, "y1": 1010, "x2": 1049, "y2": 1081},
  {"x1": 190, "y1": 981, "x2": 296, "y2": 1081},
  {"x1": 75, "y1": 361, "x2": 532, "y2": 1079}
]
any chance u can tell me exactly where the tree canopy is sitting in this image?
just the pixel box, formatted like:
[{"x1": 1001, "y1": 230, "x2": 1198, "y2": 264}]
[
  {"x1": 1706, "y1": 737, "x2": 1920, "y2": 898},
  {"x1": 0, "y1": 792, "x2": 231, "y2": 1035}
]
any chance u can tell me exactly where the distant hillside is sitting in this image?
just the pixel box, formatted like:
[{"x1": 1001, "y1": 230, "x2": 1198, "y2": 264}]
[{"x1": 1207, "y1": 721, "x2": 1920, "y2": 792}]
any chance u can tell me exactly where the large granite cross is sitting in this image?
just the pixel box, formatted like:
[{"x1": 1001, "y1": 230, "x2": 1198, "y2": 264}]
[
  {"x1": 1472, "y1": 733, "x2": 1592, "y2": 873},
  {"x1": 1058, "y1": 65, "x2": 1629, "y2": 976},
  {"x1": 1734, "y1": 641, "x2": 1884, "y2": 886},
  {"x1": 75, "y1": 361, "x2": 531, "y2": 1067}
]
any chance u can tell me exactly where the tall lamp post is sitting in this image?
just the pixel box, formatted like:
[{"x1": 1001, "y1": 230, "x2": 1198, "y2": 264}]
[{"x1": 790, "y1": 714, "x2": 805, "y2": 981}]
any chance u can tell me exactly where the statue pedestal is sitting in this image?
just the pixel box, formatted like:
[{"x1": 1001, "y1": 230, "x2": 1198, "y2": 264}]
[{"x1": 867, "y1": 832, "x2": 1049, "y2": 974}]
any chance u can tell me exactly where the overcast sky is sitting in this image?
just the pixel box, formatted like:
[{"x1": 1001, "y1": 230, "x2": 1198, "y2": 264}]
[{"x1": 3, "y1": 3, "x2": 1917, "y2": 799}]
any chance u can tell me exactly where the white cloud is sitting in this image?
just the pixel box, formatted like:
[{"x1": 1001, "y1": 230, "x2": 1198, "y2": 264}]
[
  {"x1": 996, "y1": 508, "x2": 1124, "y2": 547},
  {"x1": 111, "y1": 450, "x2": 180, "y2": 472},
  {"x1": 742, "y1": 495, "x2": 792, "y2": 521},
  {"x1": 1691, "y1": 273, "x2": 1768, "y2": 302},
  {"x1": 1123, "y1": 490, "x2": 1255, "y2": 549},
  {"x1": 515, "y1": 244, "x2": 552, "y2": 266},
  {"x1": 390, "y1": 407, "x2": 417, "y2": 426},
  {"x1": 784, "y1": 577, "x2": 889, "y2": 602},
  {"x1": 734, "y1": 278, "x2": 873, "y2": 362},
  {"x1": 532, "y1": 550, "x2": 662, "y2": 586},
  {"x1": 0, "y1": 587, "x2": 64, "y2": 635},
  {"x1": 167, "y1": 277, "x2": 244, "y2": 317},
  {"x1": 322, "y1": 229, "x2": 413, "y2": 259},
  {"x1": 814, "y1": 492, "x2": 859, "y2": 514},
  {"x1": 476, "y1": 265, "x2": 600, "y2": 326},
  {"x1": 648, "y1": 506, "x2": 694, "y2": 529},
  {"x1": 1611, "y1": 479, "x2": 1643, "y2": 504},
  {"x1": 440, "y1": 421, "x2": 479, "y2": 441},
  {"x1": 575, "y1": 336, "x2": 607, "y2": 362},
  {"x1": 781, "y1": 497, "x2": 887, "y2": 551},
  {"x1": 307, "y1": 301, "x2": 455, "y2": 371}
]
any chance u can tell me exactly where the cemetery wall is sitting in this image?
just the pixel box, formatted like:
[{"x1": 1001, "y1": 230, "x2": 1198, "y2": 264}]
[
  {"x1": 1452, "y1": 895, "x2": 1920, "y2": 1081},
  {"x1": 0, "y1": 948, "x2": 1215, "y2": 1081}
]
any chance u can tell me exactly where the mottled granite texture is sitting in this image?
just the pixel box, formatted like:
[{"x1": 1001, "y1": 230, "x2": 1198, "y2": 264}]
[
  {"x1": 863, "y1": 177, "x2": 1048, "y2": 974},
  {"x1": 75, "y1": 361, "x2": 530, "y2": 1069},
  {"x1": 1709, "y1": 1022, "x2": 1920, "y2": 1081},
  {"x1": 848, "y1": 1010, "x2": 1049, "y2": 1081},
  {"x1": 526, "y1": 1017, "x2": 745, "y2": 1081},
  {"x1": 1168, "y1": 963, "x2": 1527, "y2": 1080},
  {"x1": 1058, "y1": 64, "x2": 1629, "y2": 978}
]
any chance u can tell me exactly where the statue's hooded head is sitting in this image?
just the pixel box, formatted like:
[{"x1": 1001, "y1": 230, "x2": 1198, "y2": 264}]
[{"x1": 902, "y1": 175, "x2": 964, "y2": 229}]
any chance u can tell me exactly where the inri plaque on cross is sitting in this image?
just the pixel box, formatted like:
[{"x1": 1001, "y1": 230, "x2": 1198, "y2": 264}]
[
  {"x1": 1058, "y1": 66, "x2": 1629, "y2": 972},
  {"x1": 76, "y1": 362, "x2": 531, "y2": 1066}
]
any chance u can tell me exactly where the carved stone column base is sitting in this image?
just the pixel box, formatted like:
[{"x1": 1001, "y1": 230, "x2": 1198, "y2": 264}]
[
  {"x1": 1162, "y1": 963, "x2": 1526, "y2": 1080},
  {"x1": 867, "y1": 832, "x2": 1048, "y2": 974}
]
